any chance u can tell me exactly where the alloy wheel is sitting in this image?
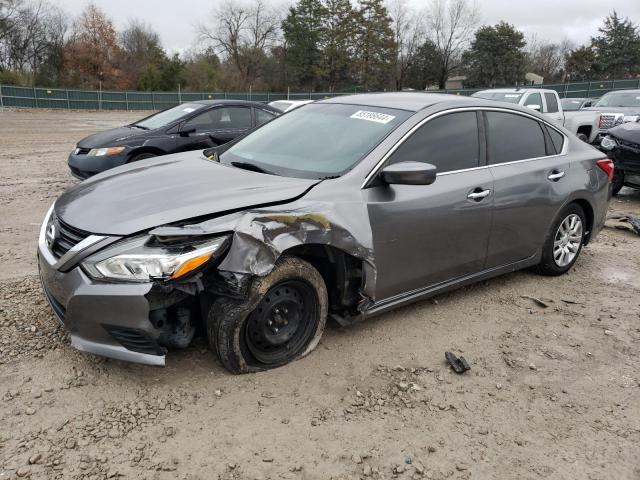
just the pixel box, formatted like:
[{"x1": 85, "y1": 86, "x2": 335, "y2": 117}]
[{"x1": 553, "y1": 213, "x2": 583, "y2": 267}]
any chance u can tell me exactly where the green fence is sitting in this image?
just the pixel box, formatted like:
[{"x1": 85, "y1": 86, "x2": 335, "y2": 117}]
[
  {"x1": 0, "y1": 85, "x2": 352, "y2": 110},
  {"x1": 1, "y1": 78, "x2": 640, "y2": 110},
  {"x1": 433, "y1": 78, "x2": 640, "y2": 98}
]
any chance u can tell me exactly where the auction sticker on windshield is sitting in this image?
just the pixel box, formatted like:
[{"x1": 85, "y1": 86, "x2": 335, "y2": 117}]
[{"x1": 350, "y1": 110, "x2": 396, "y2": 124}]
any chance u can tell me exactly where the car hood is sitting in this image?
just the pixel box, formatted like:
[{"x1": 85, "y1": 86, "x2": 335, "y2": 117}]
[
  {"x1": 55, "y1": 152, "x2": 321, "y2": 236},
  {"x1": 77, "y1": 126, "x2": 147, "y2": 148},
  {"x1": 608, "y1": 122, "x2": 640, "y2": 145},
  {"x1": 583, "y1": 106, "x2": 640, "y2": 116}
]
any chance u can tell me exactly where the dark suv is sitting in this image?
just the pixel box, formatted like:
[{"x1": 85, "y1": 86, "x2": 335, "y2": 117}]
[{"x1": 67, "y1": 100, "x2": 280, "y2": 179}]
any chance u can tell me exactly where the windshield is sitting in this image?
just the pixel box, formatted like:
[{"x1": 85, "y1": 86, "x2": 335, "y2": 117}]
[
  {"x1": 134, "y1": 103, "x2": 205, "y2": 130},
  {"x1": 472, "y1": 92, "x2": 523, "y2": 104},
  {"x1": 561, "y1": 99, "x2": 584, "y2": 111},
  {"x1": 594, "y1": 92, "x2": 640, "y2": 108},
  {"x1": 220, "y1": 103, "x2": 411, "y2": 179}
]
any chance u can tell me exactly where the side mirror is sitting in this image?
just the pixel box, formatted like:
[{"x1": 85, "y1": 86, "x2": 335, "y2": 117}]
[
  {"x1": 179, "y1": 126, "x2": 196, "y2": 137},
  {"x1": 526, "y1": 104, "x2": 541, "y2": 112},
  {"x1": 380, "y1": 161, "x2": 437, "y2": 186}
]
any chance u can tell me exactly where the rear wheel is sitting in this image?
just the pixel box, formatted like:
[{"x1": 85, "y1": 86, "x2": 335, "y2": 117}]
[
  {"x1": 207, "y1": 256, "x2": 327, "y2": 373},
  {"x1": 534, "y1": 203, "x2": 586, "y2": 276},
  {"x1": 576, "y1": 132, "x2": 589, "y2": 143}
]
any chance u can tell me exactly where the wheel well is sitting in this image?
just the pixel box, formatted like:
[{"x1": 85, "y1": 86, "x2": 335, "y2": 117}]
[
  {"x1": 576, "y1": 125, "x2": 592, "y2": 136},
  {"x1": 571, "y1": 199, "x2": 594, "y2": 244},
  {"x1": 282, "y1": 245, "x2": 364, "y2": 319},
  {"x1": 127, "y1": 147, "x2": 165, "y2": 162}
]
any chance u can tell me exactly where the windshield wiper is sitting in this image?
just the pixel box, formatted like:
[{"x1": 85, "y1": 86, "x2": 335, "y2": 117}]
[
  {"x1": 230, "y1": 161, "x2": 275, "y2": 175},
  {"x1": 130, "y1": 124, "x2": 149, "y2": 130}
]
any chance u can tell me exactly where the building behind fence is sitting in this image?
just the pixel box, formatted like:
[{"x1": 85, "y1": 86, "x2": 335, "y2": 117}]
[{"x1": 1, "y1": 79, "x2": 639, "y2": 111}]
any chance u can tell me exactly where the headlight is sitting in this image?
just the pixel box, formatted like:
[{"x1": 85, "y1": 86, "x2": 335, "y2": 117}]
[
  {"x1": 600, "y1": 135, "x2": 618, "y2": 151},
  {"x1": 82, "y1": 235, "x2": 230, "y2": 282},
  {"x1": 87, "y1": 146, "x2": 126, "y2": 156}
]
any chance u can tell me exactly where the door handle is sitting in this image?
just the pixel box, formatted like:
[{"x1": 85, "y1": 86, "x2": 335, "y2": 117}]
[
  {"x1": 548, "y1": 170, "x2": 565, "y2": 181},
  {"x1": 467, "y1": 189, "x2": 491, "y2": 201}
]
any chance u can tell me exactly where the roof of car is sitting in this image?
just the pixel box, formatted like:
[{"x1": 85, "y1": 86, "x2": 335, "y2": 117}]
[
  {"x1": 191, "y1": 99, "x2": 276, "y2": 108},
  {"x1": 601, "y1": 89, "x2": 640, "y2": 94},
  {"x1": 320, "y1": 92, "x2": 479, "y2": 112},
  {"x1": 474, "y1": 88, "x2": 555, "y2": 94}
]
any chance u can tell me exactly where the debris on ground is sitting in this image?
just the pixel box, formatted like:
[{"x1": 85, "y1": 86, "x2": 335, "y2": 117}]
[
  {"x1": 445, "y1": 351, "x2": 471, "y2": 374},
  {"x1": 605, "y1": 213, "x2": 640, "y2": 235}
]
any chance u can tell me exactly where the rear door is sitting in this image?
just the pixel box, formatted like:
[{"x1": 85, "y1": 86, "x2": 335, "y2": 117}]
[
  {"x1": 484, "y1": 110, "x2": 571, "y2": 268},
  {"x1": 366, "y1": 110, "x2": 494, "y2": 300},
  {"x1": 543, "y1": 92, "x2": 564, "y2": 125}
]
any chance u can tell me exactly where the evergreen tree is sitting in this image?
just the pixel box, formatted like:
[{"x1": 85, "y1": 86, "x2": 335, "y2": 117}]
[
  {"x1": 564, "y1": 46, "x2": 597, "y2": 81},
  {"x1": 591, "y1": 11, "x2": 640, "y2": 78},
  {"x1": 464, "y1": 22, "x2": 526, "y2": 88},
  {"x1": 353, "y1": 0, "x2": 396, "y2": 91},
  {"x1": 282, "y1": 0, "x2": 326, "y2": 90},
  {"x1": 320, "y1": 0, "x2": 354, "y2": 91}
]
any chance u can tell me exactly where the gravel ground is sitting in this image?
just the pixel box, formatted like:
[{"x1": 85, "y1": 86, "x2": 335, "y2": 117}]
[{"x1": 0, "y1": 109, "x2": 639, "y2": 480}]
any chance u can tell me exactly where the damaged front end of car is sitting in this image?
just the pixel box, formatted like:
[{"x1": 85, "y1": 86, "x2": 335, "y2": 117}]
[{"x1": 39, "y1": 198, "x2": 376, "y2": 368}]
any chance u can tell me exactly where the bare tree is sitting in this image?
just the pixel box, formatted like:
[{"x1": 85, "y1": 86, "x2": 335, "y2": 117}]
[
  {"x1": 426, "y1": 0, "x2": 478, "y2": 89},
  {"x1": 526, "y1": 34, "x2": 573, "y2": 82},
  {"x1": 388, "y1": 0, "x2": 425, "y2": 90},
  {"x1": 198, "y1": 0, "x2": 280, "y2": 88}
]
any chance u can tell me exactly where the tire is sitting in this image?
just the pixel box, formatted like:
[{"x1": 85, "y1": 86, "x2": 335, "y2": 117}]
[
  {"x1": 128, "y1": 152, "x2": 157, "y2": 163},
  {"x1": 207, "y1": 256, "x2": 328, "y2": 374},
  {"x1": 576, "y1": 133, "x2": 589, "y2": 143},
  {"x1": 611, "y1": 170, "x2": 624, "y2": 196},
  {"x1": 533, "y1": 203, "x2": 586, "y2": 276}
]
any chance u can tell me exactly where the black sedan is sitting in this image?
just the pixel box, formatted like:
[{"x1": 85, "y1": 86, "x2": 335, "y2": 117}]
[{"x1": 68, "y1": 100, "x2": 280, "y2": 179}]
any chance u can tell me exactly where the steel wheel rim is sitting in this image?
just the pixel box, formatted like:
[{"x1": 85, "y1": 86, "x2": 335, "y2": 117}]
[
  {"x1": 553, "y1": 213, "x2": 583, "y2": 267},
  {"x1": 244, "y1": 280, "x2": 318, "y2": 365}
]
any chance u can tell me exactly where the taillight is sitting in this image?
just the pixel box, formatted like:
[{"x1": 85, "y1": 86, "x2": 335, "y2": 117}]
[{"x1": 596, "y1": 158, "x2": 614, "y2": 183}]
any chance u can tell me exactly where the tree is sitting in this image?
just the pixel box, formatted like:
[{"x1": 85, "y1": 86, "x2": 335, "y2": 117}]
[
  {"x1": 181, "y1": 47, "x2": 221, "y2": 91},
  {"x1": 526, "y1": 35, "x2": 573, "y2": 82},
  {"x1": 591, "y1": 11, "x2": 640, "y2": 78},
  {"x1": 564, "y1": 45, "x2": 597, "y2": 82},
  {"x1": 282, "y1": 0, "x2": 325, "y2": 90},
  {"x1": 119, "y1": 20, "x2": 165, "y2": 89},
  {"x1": 319, "y1": 0, "x2": 355, "y2": 91},
  {"x1": 199, "y1": 0, "x2": 280, "y2": 89},
  {"x1": 426, "y1": 0, "x2": 478, "y2": 89},
  {"x1": 388, "y1": 0, "x2": 425, "y2": 90},
  {"x1": 464, "y1": 21, "x2": 526, "y2": 87},
  {"x1": 353, "y1": 0, "x2": 396, "y2": 90},
  {"x1": 63, "y1": 4, "x2": 122, "y2": 89},
  {"x1": 405, "y1": 39, "x2": 441, "y2": 89}
]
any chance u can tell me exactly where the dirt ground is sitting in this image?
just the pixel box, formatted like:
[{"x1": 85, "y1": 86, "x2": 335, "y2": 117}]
[{"x1": 0, "y1": 109, "x2": 639, "y2": 480}]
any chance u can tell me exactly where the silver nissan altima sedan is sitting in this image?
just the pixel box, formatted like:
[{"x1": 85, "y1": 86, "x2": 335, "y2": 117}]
[{"x1": 38, "y1": 92, "x2": 613, "y2": 373}]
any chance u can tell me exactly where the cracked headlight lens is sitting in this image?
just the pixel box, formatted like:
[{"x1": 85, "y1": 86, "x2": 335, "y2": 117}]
[{"x1": 82, "y1": 235, "x2": 230, "y2": 282}]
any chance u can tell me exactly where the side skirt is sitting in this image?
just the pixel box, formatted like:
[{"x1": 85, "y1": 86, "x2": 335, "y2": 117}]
[{"x1": 360, "y1": 253, "x2": 540, "y2": 320}]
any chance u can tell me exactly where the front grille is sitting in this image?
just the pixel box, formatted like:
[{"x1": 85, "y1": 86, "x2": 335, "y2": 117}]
[
  {"x1": 50, "y1": 216, "x2": 90, "y2": 259},
  {"x1": 103, "y1": 325, "x2": 167, "y2": 356},
  {"x1": 618, "y1": 139, "x2": 640, "y2": 152},
  {"x1": 75, "y1": 147, "x2": 91, "y2": 155},
  {"x1": 599, "y1": 114, "x2": 622, "y2": 129}
]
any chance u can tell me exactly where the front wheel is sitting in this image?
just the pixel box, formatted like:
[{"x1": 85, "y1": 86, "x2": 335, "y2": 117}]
[
  {"x1": 128, "y1": 152, "x2": 157, "y2": 163},
  {"x1": 207, "y1": 256, "x2": 328, "y2": 374},
  {"x1": 534, "y1": 204, "x2": 586, "y2": 276}
]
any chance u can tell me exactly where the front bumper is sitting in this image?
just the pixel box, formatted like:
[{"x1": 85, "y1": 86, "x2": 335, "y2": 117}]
[
  {"x1": 67, "y1": 151, "x2": 128, "y2": 179},
  {"x1": 38, "y1": 240, "x2": 166, "y2": 366}
]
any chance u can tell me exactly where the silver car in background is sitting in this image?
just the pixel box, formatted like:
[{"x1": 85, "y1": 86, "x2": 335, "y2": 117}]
[{"x1": 38, "y1": 93, "x2": 613, "y2": 373}]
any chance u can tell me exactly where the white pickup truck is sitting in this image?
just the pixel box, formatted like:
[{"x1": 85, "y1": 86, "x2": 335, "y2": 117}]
[{"x1": 472, "y1": 88, "x2": 599, "y2": 143}]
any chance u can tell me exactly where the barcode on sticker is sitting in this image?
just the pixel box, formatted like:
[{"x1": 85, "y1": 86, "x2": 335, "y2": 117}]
[{"x1": 350, "y1": 110, "x2": 395, "y2": 124}]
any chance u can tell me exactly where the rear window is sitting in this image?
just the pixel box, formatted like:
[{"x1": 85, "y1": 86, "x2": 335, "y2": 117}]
[
  {"x1": 486, "y1": 112, "x2": 547, "y2": 164},
  {"x1": 546, "y1": 126, "x2": 565, "y2": 154}
]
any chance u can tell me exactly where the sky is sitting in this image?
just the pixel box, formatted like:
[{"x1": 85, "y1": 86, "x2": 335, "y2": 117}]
[{"x1": 55, "y1": 0, "x2": 640, "y2": 55}]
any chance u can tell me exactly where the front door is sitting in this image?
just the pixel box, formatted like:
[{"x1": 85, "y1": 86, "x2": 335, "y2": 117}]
[
  {"x1": 366, "y1": 111, "x2": 494, "y2": 301},
  {"x1": 175, "y1": 106, "x2": 252, "y2": 152}
]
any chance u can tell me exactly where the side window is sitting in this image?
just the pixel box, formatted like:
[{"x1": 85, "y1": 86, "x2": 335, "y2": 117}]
[
  {"x1": 546, "y1": 126, "x2": 564, "y2": 154},
  {"x1": 211, "y1": 107, "x2": 252, "y2": 129},
  {"x1": 486, "y1": 112, "x2": 547, "y2": 164},
  {"x1": 183, "y1": 110, "x2": 216, "y2": 133},
  {"x1": 388, "y1": 112, "x2": 479, "y2": 173},
  {"x1": 544, "y1": 93, "x2": 559, "y2": 113},
  {"x1": 255, "y1": 108, "x2": 276, "y2": 126},
  {"x1": 524, "y1": 92, "x2": 542, "y2": 110}
]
